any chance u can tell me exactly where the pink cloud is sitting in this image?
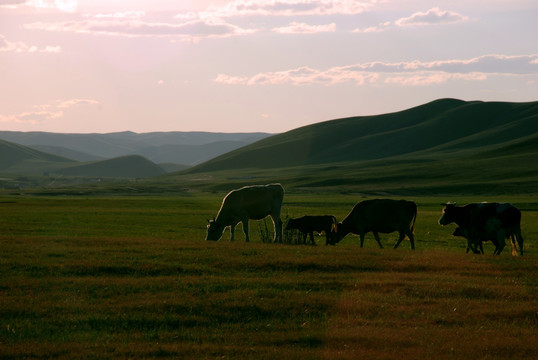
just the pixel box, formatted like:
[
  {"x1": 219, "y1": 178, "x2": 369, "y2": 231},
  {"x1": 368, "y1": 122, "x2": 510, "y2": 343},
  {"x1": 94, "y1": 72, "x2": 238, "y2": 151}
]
[
  {"x1": 176, "y1": 0, "x2": 376, "y2": 19},
  {"x1": 272, "y1": 21, "x2": 336, "y2": 34},
  {"x1": 0, "y1": 34, "x2": 61, "y2": 53},
  {"x1": 0, "y1": 99, "x2": 100, "y2": 126},
  {"x1": 395, "y1": 7, "x2": 469, "y2": 27},
  {"x1": 24, "y1": 18, "x2": 256, "y2": 40},
  {"x1": 57, "y1": 99, "x2": 100, "y2": 109},
  {"x1": 214, "y1": 54, "x2": 538, "y2": 86},
  {"x1": 216, "y1": 66, "x2": 379, "y2": 85},
  {"x1": 0, "y1": 0, "x2": 26, "y2": 7}
]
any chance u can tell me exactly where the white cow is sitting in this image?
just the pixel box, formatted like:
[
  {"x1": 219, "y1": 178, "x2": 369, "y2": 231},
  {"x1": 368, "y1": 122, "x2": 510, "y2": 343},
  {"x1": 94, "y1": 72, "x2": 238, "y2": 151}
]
[{"x1": 206, "y1": 183, "x2": 284, "y2": 242}]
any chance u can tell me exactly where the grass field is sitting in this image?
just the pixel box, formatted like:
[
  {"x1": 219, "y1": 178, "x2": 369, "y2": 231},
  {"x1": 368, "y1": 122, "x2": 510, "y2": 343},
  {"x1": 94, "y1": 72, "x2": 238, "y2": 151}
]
[{"x1": 1, "y1": 193, "x2": 537, "y2": 359}]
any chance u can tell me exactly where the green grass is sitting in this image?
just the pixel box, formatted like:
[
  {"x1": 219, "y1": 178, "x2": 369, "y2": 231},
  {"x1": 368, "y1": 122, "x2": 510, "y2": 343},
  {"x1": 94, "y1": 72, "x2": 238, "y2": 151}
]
[{"x1": 0, "y1": 194, "x2": 537, "y2": 359}]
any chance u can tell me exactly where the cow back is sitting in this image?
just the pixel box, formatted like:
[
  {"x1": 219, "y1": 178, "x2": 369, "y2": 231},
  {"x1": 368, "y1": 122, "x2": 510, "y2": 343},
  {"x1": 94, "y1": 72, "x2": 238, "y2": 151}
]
[
  {"x1": 218, "y1": 183, "x2": 284, "y2": 222},
  {"x1": 343, "y1": 199, "x2": 416, "y2": 234}
]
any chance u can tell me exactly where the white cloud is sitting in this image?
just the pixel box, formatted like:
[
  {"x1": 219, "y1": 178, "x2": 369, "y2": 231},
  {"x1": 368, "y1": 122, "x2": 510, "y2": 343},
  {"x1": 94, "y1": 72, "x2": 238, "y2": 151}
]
[
  {"x1": 395, "y1": 7, "x2": 469, "y2": 26},
  {"x1": 57, "y1": 98, "x2": 99, "y2": 108},
  {"x1": 0, "y1": 0, "x2": 26, "y2": 7},
  {"x1": 352, "y1": 8, "x2": 469, "y2": 33},
  {"x1": 0, "y1": 34, "x2": 61, "y2": 53},
  {"x1": 272, "y1": 21, "x2": 336, "y2": 34},
  {"x1": 0, "y1": 98, "x2": 99, "y2": 125},
  {"x1": 24, "y1": 18, "x2": 256, "y2": 40},
  {"x1": 178, "y1": 0, "x2": 377, "y2": 20},
  {"x1": 88, "y1": 11, "x2": 146, "y2": 19},
  {"x1": 352, "y1": 21, "x2": 390, "y2": 33},
  {"x1": 215, "y1": 54, "x2": 538, "y2": 86},
  {"x1": 10, "y1": 0, "x2": 79, "y2": 12}
]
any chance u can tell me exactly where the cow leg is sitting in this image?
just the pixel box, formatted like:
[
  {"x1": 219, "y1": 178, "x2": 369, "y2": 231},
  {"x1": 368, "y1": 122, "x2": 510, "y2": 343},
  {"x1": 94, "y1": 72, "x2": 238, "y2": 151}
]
[
  {"x1": 495, "y1": 231, "x2": 506, "y2": 255},
  {"x1": 393, "y1": 231, "x2": 410, "y2": 249},
  {"x1": 309, "y1": 232, "x2": 315, "y2": 245},
  {"x1": 230, "y1": 223, "x2": 236, "y2": 241},
  {"x1": 467, "y1": 238, "x2": 481, "y2": 254},
  {"x1": 373, "y1": 232, "x2": 384, "y2": 249},
  {"x1": 271, "y1": 215, "x2": 283, "y2": 243},
  {"x1": 241, "y1": 219, "x2": 250, "y2": 242},
  {"x1": 510, "y1": 234, "x2": 518, "y2": 256},
  {"x1": 359, "y1": 233, "x2": 366, "y2": 248},
  {"x1": 512, "y1": 227, "x2": 523, "y2": 255},
  {"x1": 407, "y1": 230, "x2": 415, "y2": 250}
]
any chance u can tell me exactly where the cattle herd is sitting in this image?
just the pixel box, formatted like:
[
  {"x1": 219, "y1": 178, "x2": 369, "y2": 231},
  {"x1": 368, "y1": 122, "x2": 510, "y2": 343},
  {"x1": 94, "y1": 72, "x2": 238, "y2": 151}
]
[{"x1": 206, "y1": 183, "x2": 524, "y2": 256}]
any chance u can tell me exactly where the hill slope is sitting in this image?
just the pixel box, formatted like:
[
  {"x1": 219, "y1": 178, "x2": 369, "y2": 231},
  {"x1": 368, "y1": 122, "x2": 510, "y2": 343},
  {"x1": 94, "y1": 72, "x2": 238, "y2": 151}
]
[
  {"x1": 55, "y1": 155, "x2": 166, "y2": 178},
  {"x1": 0, "y1": 139, "x2": 75, "y2": 173},
  {"x1": 187, "y1": 99, "x2": 538, "y2": 173}
]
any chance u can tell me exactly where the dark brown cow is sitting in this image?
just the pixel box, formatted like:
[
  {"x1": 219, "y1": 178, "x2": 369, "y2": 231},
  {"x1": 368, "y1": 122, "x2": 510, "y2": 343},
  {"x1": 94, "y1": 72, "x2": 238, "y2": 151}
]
[
  {"x1": 285, "y1": 215, "x2": 337, "y2": 245},
  {"x1": 333, "y1": 199, "x2": 417, "y2": 249},
  {"x1": 439, "y1": 202, "x2": 523, "y2": 255}
]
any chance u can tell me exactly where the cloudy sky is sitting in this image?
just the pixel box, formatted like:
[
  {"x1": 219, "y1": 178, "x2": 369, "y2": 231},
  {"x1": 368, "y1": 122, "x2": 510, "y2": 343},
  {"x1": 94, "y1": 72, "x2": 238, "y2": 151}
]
[{"x1": 1, "y1": 0, "x2": 537, "y2": 133}]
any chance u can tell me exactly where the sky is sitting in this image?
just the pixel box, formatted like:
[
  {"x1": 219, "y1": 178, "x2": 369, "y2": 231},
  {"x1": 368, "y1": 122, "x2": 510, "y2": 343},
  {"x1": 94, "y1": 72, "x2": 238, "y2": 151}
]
[{"x1": 1, "y1": 0, "x2": 537, "y2": 134}]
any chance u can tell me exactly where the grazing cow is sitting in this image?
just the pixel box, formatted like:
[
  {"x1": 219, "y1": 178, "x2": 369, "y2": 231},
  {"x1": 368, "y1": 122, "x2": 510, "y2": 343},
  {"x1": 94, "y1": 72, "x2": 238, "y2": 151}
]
[
  {"x1": 333, "y1": 199, "x2": 417, "y2": 249},
  {"x1": 206, "y1": 183, "x2": 284, "y2": 242},
  {"x1": 439, "y1": 202, "x2": 523, "y2": 255},
  {"x1": 285, "y1": 215, "x2": 337, "y2": 245},
  {"x1": 453, "y1": 227, "x2": 500, "y2": 254}
]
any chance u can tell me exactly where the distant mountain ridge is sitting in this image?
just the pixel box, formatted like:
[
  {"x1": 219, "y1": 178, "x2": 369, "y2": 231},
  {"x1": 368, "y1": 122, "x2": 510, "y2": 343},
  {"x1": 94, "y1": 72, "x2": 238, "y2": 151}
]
[
  {"x1": 187, "y1": 99, "x2": 538, "y2": 172},
  {"x1": 0, "y1": 131, "x2": 271, "y2": 166}
]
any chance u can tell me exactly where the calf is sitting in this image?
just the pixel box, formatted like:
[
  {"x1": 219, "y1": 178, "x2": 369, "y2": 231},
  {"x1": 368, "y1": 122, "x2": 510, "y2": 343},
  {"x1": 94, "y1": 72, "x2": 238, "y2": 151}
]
[
  {"x1": 285, "y1": 215, "x2": 337, "y2": 245},
  {"x1": 452, "y1": 227, "x2": 500, "y2": 254}
]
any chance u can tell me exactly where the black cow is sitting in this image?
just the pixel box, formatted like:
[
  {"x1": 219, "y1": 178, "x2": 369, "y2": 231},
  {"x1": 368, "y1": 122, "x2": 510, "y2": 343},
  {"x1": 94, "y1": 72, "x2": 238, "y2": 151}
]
[
  {"x1": 333, "y1": 199, "x2": 417, "y2": 249},
  {"x1": 285, "y1": 215, "x2": 337, "y2": 245},
  {"x1": 439, "y1": 202, "x2": 523, "y2": 255}
]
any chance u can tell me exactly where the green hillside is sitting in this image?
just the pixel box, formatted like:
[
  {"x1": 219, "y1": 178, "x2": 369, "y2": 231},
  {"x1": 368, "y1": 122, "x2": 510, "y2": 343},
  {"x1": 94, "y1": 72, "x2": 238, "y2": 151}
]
[
  {"x1": 56, "y1": 155, "x2": 166, "y2": 178},
  {"x1": 0, "y1": 139, "x2": 165, "y2": 179},
  {"x1": 187, "y1": 99, "x2": 538, "y2": 172},
  {"x1": 0, "y1": 139, "x2": 74, "y2": 173}
]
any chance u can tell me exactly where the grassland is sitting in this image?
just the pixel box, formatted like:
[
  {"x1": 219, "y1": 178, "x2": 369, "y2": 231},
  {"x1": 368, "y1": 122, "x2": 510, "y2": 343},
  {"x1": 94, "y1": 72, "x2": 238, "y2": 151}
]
[{"x1": 0, "y1": 193, "x2": 536, "y2": 359}]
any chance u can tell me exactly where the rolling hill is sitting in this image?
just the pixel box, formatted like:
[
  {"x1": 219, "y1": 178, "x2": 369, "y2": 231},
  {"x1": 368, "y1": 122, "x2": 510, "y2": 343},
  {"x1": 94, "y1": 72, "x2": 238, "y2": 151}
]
[
  {"x1": 186, "y1": 99, "x2": 538, "y2": 173},
  {"x1": 0, "y1": 139, "x2": 165, "y2": 179},
  {"x1": 55, "y1": 155, "x2": 166, "y2": 178},
  {"x1": 0, "y1": 139, "x2": 75, "y2": 174}
]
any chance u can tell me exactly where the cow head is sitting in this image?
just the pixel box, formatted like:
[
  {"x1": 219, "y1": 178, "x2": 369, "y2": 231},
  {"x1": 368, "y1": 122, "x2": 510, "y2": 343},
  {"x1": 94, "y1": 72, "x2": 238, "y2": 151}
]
[
  {"x1": 439, "y1": 202, "x2": 457, "y2": 225},
  {"x1": 330, "y1": 222, "x2": 345, "y2": 244},
  {"x1": 206, "y1": 218, "x2": 225, "y2": 241},
  {"x1": 284, "y1": 218, "x2": 296, "y2": 231}
]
